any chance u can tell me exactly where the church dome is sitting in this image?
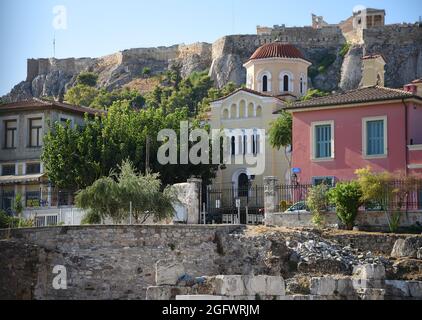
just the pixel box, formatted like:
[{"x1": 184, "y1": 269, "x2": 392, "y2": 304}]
[{"x1": 249, "y1": 42, "x2": 306, "y2": 61}]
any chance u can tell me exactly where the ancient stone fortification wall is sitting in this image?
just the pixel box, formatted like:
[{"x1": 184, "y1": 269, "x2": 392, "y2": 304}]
[{"x1": 0, "y1": 225, "x2": 241, "y2": 300}]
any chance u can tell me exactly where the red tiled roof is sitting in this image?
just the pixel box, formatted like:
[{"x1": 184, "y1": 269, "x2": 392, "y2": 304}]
[
  {"x1": 0, "y1": 98, "x2": 107, "y2": 116},
  {"x1": 249, "y1": 42, "x2": 307, "y2": 61},
  {"x1": 280, "y1": 86, "x2": 422, "y2": 112}
]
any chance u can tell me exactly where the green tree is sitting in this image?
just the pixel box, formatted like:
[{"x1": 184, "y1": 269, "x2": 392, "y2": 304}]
[
  {"x1": 307, "y1": 184, "x2": 330, "y2": 228},
  {"x1": 301, "y1": 89, "x2": 330, "y2": 101},
  {"x1": 76, "y1": 160, "x2": 177, "y2": 224},
  {"x1": 269, "y1": 110, "x2": 293, "y2": 172},
  {"x1": 64, "y1": 84, "x2": 99, "y2": 107},
  {"x1": 328, "y1": 181, "x2": 363, "y2": 230},
  {"x1": 42, "y1": 101, "x2": 218, "y2": 190},
  {"x1": 76, "y1": 72, "x2": 98, "y2": 87},
  {"x1": 142, "y1": 67, "x2": 152, "y2": 77}
]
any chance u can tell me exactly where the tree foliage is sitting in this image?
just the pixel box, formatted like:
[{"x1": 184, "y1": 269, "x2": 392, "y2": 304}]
[
  {"x1": 42, "y1": 101, "x2": 219, "y2": 190},
  {"x1": 269, "y1": 111, "x2": 292, "y2": 150},
  {"x1": 307, "y1": 184, "x2": 330, "y2": 228},
  {"x1": 328, "y1": 181, "x2": 363, "y2": 230},
  {"x1": 76, "y1": 72, "x2": 98, "y2": 87},
  {"x1": 64, "y1": 85, "x2": 145, "y2": 110},
  {"x1": 76, "y1": 160, "x2": 177, "y2": 224}
]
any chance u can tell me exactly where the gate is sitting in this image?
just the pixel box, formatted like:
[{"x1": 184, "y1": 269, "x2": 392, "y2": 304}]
[{"x1": 205, "y1": 184, "x2": 264, "y2": 225}]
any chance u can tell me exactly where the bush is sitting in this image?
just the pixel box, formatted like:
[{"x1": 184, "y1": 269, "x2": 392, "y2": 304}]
[
  {"x1": 307, "y1": 184, "x2": 330, "y2": 228},
  {"x1": 328, "y1": 181, "x2": 363, "y2": 230},
  {"x1": 76, "y1": 72, "x2": 98, "y2": 87}
]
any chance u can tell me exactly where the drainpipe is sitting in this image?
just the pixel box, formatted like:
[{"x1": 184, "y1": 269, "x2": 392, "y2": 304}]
[{"x1": 403, "y1": 98, "x2": 409, "y2": 176}]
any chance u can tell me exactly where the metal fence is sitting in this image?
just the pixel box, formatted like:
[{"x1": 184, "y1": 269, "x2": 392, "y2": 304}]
[{"x1": 206, "y1": 184, "x2": 265, "y2": 225}]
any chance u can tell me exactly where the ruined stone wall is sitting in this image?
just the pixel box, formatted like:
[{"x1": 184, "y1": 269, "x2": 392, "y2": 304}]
[{"x1": 0, "y1": 225, "x2": 241, "y2": 300}]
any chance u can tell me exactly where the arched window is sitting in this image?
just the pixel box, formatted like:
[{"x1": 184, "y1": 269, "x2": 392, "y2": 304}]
[
  {"x1": 300, "y1": 74, "x2": 307, "y2": 95},
  {"x1": 231, "y1": 136, "x2": 236, "y2": 156},
  {"x1": 256, "y1": 106, "x2": 262, "y2": 117},
  {"x1": 238, "y1": 173, "x2": 249, "y2": 197},
  {"x1": 283, "y1": 75, "x2": 289, "y2": 92},
  {"x1": 230, "y1": 104, "x2": 237, "y2": 119},
  {"x1": 252, "y1": 134, "x2": 256, "y2": 155},
  {"x1": 239, "y1": 100, "x2": 246, "y2": 118},
  {"x1": 262, "y1": 75, "x2": 268, "y2": 92},
  {"x1": 248, "y1": 103, "x2": 254, "y2": 118},
  {"x1": 222, "y1": 108, "x2": 229, "y2": 119}
]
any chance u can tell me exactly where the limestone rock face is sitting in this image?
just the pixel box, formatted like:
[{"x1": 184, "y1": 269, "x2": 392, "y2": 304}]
[
  {"x1": 2, "y1": 26, "x2": 422, "y2": 103},
  {"x1": 155, "y1": 260, "x2": 185, "y2": 286}
]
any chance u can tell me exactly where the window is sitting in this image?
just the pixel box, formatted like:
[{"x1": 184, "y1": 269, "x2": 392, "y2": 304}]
[
  {"x1": 26, "y1": 163, "x2": 41, "y2": 174},
  {"x1": 29, "y1": 118, "x2": 43, "y2": 147},
  {"x1": 238, "y1": 173, "x2": 249, "y2": 197},
  {"x1": 231, "y1": 136, "x2": 236, "y2": 156},
  {"x1": 1, "y1": 164, "x2": 15, "y2": 176},
  {"x1": 418, "y1": 189, "x2": 422, "y2": 210},
  {"x1": 312, "y1": 176, "x2": 335, "y2": 187},
  {"x1": 262, "y1": 75, "x2": 268, "y2": 92},
  {"x1": 243, "y1": 135, "x2": 247, "y2": 155},
  {"x1": 1, "y1": 190, "x2": 14, "y2": 212},
  {"x1": 312, "y1": 121, "x2": 334, "y2": 160},
  {"x1": 283, "y1": 75, "x2": 289, "y2": 92},
  {"x1": 363, "y1": 117, "x2": 387, "y2": 157},
  {"x1": 26, "y1": 191, "x2": 41, "y2": 207},
  {"x1": 4, "y1": 120, "x2": 17, "y2": 149}
]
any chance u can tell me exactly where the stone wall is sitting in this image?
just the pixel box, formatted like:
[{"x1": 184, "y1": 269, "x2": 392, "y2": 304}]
[
  {"x1": 269, "y1": 211, "x2": 422, "y2": 233},
  {"x1": 0, "y1": 225, "x2": 241, "y2": 300}
]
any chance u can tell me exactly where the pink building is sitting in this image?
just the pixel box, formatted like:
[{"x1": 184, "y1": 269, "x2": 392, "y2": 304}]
[{"x1": 284, "y1": 85, "x2": 422, "y2": 185}]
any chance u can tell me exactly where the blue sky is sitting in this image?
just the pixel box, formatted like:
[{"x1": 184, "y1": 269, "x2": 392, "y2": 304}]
[{"x1": 1, "y1": 0, "x2": 421, "y2": 95}]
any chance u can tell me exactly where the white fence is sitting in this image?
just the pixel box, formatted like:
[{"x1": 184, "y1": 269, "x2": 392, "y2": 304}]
[{"x1": 24, "y1": 207, "x2": 86, "y2": 227}]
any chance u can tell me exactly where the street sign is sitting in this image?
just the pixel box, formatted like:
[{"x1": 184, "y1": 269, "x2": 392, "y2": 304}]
[{"x1": 292, "y1": 168, "x2": 301, "y2": 174}]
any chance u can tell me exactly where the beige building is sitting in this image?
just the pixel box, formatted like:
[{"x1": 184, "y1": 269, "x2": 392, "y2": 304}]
[
  {"x1": 210, "y1": 42, "x2": 311, "y2": 192},
  {"x1": 0, "y1": 99, "x2": 104, "y2": 224}
]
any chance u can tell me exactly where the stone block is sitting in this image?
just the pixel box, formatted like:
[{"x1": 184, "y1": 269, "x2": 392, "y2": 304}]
[
  {"x1": 155, "y1": 260, "x2": 185, "y2": 286},
  {"x1": 176, "y1": 295, "x2": 227, "y2": 300},
  {"x1": 385, "y1": 280, "x2": 410, "y2": 298},
  {"x1": 407, "y1": 281, "x2": 422, "y2": 298},
  {"x1": 146, "y1": 286, "x2": 193, "y2": 300},
  {"x1": 214, "y1": 275, "x2": 246, "y2": 296},
  {"x1": 244, "y1": 276, "x2": 285, "y2": 296},
  {"x1": 353, "y1": 264, "x2": 386, "y2": 280},
  {"x1": 357, "y1": 288, "x2": 385, "y2": 300},
  {"x1": 310, "y1": 277, "x2": 355, "y2": 297},
  {"x1": 310, "y1": 277, "x2": 337, "y2": 296}
]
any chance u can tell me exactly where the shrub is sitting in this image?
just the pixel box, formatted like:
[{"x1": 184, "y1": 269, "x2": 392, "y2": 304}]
[
  {"x1": 328, "y1": 181, "x2": 363, "y2": 230},
  {"x1": 76, "y1": 72, "x2": 98, "y2": 87},
  {"x1": 307, "y1": 184, "x2": 330, "y2": 228}
]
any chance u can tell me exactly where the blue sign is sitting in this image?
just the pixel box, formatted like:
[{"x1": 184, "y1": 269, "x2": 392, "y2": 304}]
[{"x1": 292, "y1": 168, "x2": 301, "y2": 174}]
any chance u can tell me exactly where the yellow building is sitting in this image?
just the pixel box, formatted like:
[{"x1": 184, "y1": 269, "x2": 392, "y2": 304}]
[{"x1": 210, "y1": 41, "x2": 311, "y2": 191}]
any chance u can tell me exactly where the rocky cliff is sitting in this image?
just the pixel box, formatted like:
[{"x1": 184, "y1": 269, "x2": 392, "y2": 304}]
[{"x1": 3, "y1": 24, "x2": 422, "y2": 103}]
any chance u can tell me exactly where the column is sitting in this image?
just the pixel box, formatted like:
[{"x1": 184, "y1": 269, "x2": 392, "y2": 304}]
[{"x1": 264, "y1": 176, "x2": 280, "y2": 226}]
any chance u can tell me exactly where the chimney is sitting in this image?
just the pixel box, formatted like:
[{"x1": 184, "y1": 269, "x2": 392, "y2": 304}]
[
  {"x1": 360, "y1": 54, "x2": 386, "y2": 87},
  {"x1": 403, "y1": 79, "x2": 422, "y2": 97}
]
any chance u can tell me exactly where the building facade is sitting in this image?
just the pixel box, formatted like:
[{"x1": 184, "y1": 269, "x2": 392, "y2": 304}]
[
  {"x1": 210, "y1": 41, "x2": 311, "y2": 191},
  {"x1": 0, "y1": 99, "x2": 104, "y2": 220},
  {"x1": 286, "y1": 84, "x2": 422, "y2": 185}
]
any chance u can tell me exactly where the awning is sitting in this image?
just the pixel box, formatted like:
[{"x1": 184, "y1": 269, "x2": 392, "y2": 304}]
[{"x1": 0, "y1": 173, "x2": 46, "y2": 185}]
